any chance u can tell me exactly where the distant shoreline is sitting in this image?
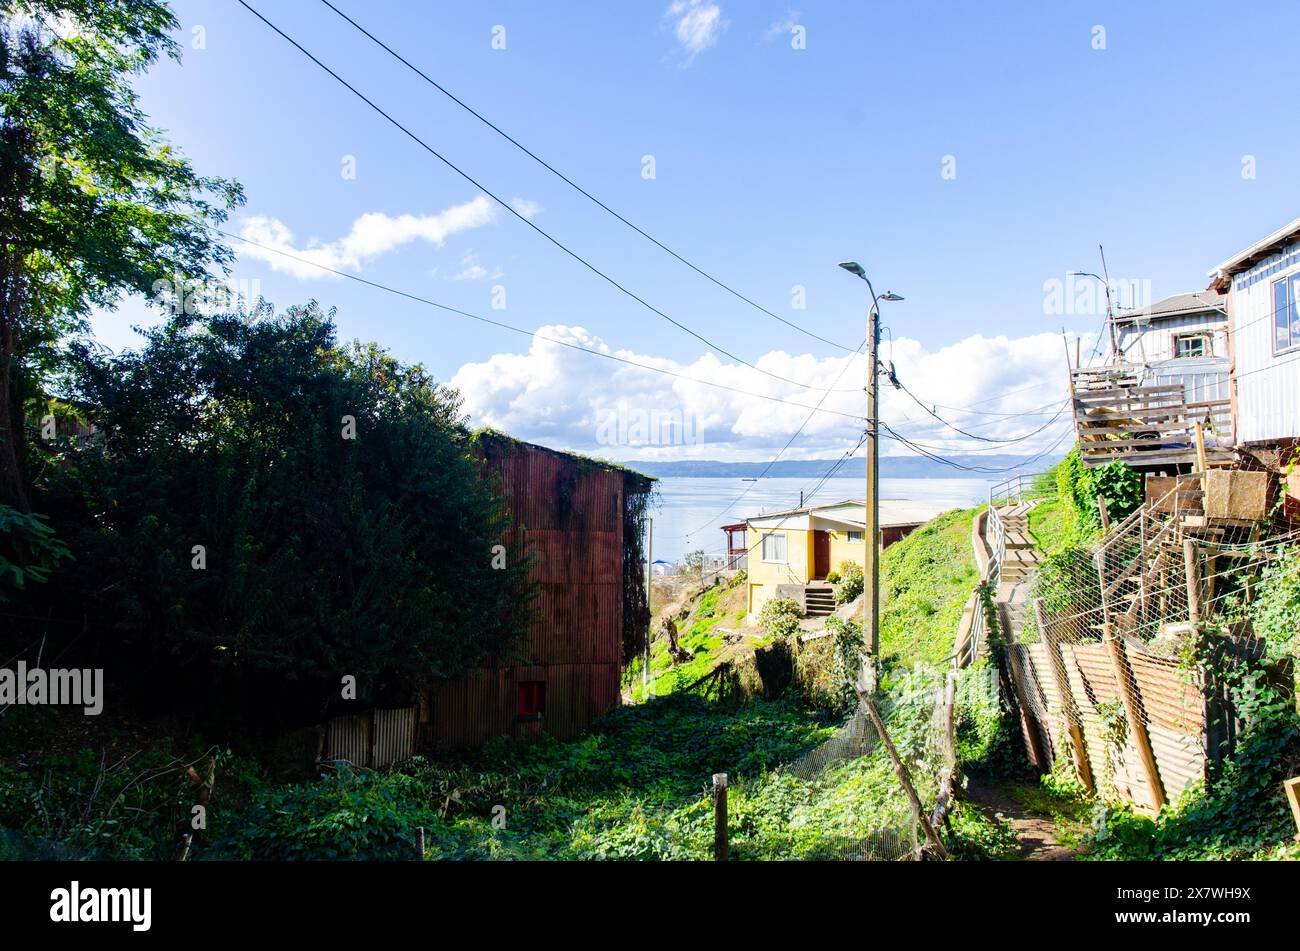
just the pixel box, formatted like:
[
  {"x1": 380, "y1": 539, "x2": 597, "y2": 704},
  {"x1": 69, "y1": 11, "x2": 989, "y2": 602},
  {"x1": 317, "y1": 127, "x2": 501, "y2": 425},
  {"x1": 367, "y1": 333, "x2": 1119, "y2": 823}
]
[{"x1": 623, "y1": 455, "x2": 1060, "y2": 480}]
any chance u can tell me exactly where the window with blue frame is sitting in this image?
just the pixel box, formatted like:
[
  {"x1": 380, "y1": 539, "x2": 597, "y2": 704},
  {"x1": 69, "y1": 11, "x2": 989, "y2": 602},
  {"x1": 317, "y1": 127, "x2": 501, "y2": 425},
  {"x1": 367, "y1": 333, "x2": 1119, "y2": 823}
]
[{"x1": 1272, "y1": 273, "x2": 1300, "y2": 354}]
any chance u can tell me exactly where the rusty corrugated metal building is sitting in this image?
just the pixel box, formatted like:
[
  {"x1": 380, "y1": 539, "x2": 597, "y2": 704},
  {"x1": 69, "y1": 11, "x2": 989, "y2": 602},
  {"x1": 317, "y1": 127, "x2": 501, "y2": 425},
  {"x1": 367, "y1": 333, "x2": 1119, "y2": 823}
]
[{"x1": 421, "y1": 433, "x2": 653, "y2": 748}]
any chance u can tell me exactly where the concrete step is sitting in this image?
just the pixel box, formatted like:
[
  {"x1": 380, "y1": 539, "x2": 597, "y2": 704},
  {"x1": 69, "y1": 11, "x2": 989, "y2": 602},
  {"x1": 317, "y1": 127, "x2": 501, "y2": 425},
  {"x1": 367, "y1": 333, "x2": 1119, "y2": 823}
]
[{"x1": 1003, "y1": 530, "x2": 1036, "y2": 550}]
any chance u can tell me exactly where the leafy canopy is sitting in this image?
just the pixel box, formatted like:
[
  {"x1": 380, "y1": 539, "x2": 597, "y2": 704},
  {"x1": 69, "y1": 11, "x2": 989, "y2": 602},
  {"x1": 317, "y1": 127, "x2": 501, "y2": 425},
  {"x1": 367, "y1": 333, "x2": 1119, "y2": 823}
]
[{"x1": 58, "y1": 305, "x2": 530, "y2": 714}]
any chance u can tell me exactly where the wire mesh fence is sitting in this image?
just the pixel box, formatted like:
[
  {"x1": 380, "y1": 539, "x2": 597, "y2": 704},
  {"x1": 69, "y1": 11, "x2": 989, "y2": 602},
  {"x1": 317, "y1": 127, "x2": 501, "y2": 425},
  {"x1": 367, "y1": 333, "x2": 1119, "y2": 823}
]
[
  {"x1": 719, "y1": 664, "x2": 958, "y2": 861},
  {"x1": 1007, "y1": 476, "x2": 1296, "y2": 810}
]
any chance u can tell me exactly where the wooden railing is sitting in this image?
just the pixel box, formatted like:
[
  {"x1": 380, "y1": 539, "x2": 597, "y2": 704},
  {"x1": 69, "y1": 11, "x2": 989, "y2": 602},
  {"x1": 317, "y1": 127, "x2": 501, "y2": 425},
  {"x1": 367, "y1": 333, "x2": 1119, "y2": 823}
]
[{"x1": 1072, "y1": 382, "x2": 1233, "y2": 469}]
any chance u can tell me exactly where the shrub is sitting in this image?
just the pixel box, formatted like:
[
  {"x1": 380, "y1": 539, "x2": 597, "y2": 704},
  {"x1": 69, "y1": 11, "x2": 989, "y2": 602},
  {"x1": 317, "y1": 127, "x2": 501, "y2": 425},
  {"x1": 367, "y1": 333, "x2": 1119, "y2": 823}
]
[
  {"x1": 825, "y1": 569, "x2": 841, "y2": 585},
  {"x1": 759, "y1": 597, "x2": 801, "y2": 640},
  {"x1": 214, "y1": 767, "x2": 438, "y2": 860},
  {"x1": 823, "y1": 615, "x2": 864, "y2": 713},
  {"x1": 835, "y1": 561, "x2": 864, "y2": 604},
  {"x1": 1248, "y1": 545, "x2": 1300, "y2": 659}
]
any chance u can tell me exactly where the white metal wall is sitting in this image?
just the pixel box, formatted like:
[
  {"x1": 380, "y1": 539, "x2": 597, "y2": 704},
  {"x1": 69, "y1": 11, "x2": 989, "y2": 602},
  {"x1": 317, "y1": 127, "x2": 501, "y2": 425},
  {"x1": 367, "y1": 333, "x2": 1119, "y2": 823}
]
[
  {"x1": 1117, "y1": 312, "x2": 1226, "y2": 363},
  {"x1": 1229, "y1": 245, "x2": 1300, "y2": 444}
]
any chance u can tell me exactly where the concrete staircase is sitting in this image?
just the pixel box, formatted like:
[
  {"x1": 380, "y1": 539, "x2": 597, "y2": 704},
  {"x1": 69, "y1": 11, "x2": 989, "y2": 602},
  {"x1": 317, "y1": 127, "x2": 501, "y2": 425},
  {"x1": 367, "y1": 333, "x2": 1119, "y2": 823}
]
[
  {"x1": 992, "y1": 500, "x2": 1043, "y2": 642},
  {"x1": 997, "y1": 502, "x2": 1043, "y2": 584},
  {"x1": 803, "y1": 584, "x2": 836, "y2": 617}
]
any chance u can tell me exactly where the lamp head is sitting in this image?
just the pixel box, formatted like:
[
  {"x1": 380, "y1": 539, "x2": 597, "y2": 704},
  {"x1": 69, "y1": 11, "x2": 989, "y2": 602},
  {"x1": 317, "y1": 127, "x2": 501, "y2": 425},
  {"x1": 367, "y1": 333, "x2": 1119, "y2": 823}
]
[{"x1": 838, "y1": 261, "x2": 867, "y2": 279}]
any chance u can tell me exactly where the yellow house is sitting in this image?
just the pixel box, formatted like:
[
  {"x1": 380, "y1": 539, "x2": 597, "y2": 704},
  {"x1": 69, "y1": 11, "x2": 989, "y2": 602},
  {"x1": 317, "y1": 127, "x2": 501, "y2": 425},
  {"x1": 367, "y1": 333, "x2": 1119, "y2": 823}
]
[{"x1": 744, "y1": 499, "x2": 948, "y2": 617}]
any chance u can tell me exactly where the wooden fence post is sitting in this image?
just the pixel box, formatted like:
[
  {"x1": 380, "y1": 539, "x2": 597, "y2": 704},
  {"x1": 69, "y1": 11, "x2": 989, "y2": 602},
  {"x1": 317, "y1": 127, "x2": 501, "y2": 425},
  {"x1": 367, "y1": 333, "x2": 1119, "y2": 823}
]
[
  {"x1": 1005, "y1": 645, "x2": 1048, "y2": 775},
  {"x1": 712, "y1": 773, "x2": 728, "y2": 861},
  {"x1": 416, "y1": 826, "x2": 426, "y2": 861},
  {"x1": 929, "y1": 670, "x2": 959, "y2": 830},
  {"x1": 853, "y1": 687, "x2": 949, "y2": 859},
  {"x1": 1183, "y1": 538, "x2": 1201, "y2": 624},
  {"x1": 1102, "y1": 623, "x2": 1165, "y2": 811},
  {"x1": 1034, "y1": 599, "x2": 1094, "y2": 794}
]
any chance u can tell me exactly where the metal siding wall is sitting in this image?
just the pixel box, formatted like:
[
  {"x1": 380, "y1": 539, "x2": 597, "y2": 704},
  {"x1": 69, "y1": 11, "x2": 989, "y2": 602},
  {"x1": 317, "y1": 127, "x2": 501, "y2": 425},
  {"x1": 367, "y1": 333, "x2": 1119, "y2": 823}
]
[
  {"x1": 424, "y1": 439, "x2": 627, "y2": 749},
  {"x1": 373, "y1": 708, "x2": 417, "y2": 768},
  {"x1": 1027, "y1": 642, "x2": 1206, "y2": 810},
  {"x1": 1121, "y1": 313, "x2": 1226, "y2": 363},
  {"x1": 1231, "y1": 248, "x2": 1300, "y2": 444},
  {"x1": 326, "y1": 713, "x2": 370, "y2": 768}
]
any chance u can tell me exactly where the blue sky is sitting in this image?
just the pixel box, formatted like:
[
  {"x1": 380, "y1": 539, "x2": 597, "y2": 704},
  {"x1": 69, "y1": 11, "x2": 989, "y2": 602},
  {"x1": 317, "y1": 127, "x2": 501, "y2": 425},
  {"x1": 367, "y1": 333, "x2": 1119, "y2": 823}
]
[{"x1": 90, "y1": 0, "x2": 1300, "y2": 461}]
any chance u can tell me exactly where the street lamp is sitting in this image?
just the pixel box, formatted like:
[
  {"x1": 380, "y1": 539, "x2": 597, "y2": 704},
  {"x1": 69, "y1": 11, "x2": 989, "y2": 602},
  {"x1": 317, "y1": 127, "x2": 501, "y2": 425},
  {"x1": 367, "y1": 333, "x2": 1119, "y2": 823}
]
[
  {"x1": 837, "y1": 261, "x2": 902, "y2": 682},
  {"x1": 1069, "y1": 269, "x2": 1117, "y2": 361}
]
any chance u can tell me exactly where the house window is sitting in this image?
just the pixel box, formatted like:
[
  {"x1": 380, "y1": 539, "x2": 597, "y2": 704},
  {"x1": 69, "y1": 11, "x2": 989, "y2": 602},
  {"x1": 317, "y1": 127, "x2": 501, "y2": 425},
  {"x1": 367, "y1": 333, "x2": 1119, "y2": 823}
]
[
  {"x1": 761, "y1": 533, "x2": 787, "y2": 563},
  {"x1": 517, "y1": 681, "x2": 545, "y2": 721},
  {"x1": 1173, "y1": 332, "x2": 1210, "y2": 358},
  {"x1": 1271, "y1": 274, "x2": 1300, "y2": 354},
  {"x1": 845, "y1": 530, "x2": 864, "y2": 544}
]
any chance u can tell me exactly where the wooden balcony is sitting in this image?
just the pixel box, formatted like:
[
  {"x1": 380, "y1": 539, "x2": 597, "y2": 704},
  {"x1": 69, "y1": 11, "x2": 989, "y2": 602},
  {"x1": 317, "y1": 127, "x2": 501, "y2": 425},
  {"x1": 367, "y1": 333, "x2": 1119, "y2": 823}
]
[{"x1": 1071, "y1": 377, "x2": 1233, "y2": 470}]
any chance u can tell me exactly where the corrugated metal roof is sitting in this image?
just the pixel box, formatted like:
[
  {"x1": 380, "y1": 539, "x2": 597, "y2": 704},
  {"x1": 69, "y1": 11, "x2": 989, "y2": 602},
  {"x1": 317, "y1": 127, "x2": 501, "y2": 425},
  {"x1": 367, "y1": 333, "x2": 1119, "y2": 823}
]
[
  {"x1": 746, "y1": 499, "x2": 950, "y2": 529},
  {"x1": 1114, "y1": 291, "x2": 1226, "y2": 322}
]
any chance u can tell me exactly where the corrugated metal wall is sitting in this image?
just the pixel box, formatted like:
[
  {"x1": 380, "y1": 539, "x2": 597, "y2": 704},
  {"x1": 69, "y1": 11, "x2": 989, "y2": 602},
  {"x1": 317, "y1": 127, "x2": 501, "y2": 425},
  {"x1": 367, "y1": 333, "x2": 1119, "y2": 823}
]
[
  {"x1": 1229, "y1": 246, "x2": 1300, "y2": 444},
  {"x1": 424, "y1": 437, "x2": 628, "y2": 749},
  {"x1": 325, "y1": 707, "x2": 417, "y2": 769},
  {"x1": 1141, "y1": 358, "x2": 1231, "y2": 404},
  {"x1": 1010, "y1": 640, "x2": 1208, "y2": 810}
]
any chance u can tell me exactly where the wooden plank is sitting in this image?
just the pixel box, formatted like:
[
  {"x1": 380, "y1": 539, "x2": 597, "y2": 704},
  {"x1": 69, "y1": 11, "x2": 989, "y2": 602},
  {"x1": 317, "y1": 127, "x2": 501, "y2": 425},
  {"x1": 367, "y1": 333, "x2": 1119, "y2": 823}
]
[
  {"x1": 1103, "y1": 623, "x2": 1166, "y2": 811},
  {"x1": 1035, "y1": 600, "x2": 1095, "y2": 794}
]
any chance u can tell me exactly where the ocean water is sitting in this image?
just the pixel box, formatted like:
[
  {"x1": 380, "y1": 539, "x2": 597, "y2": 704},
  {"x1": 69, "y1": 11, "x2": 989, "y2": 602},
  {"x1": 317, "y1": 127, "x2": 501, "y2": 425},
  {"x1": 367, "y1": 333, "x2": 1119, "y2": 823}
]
[{"x1": 646, "y1": 476, "x2": 999, "y2": 562}]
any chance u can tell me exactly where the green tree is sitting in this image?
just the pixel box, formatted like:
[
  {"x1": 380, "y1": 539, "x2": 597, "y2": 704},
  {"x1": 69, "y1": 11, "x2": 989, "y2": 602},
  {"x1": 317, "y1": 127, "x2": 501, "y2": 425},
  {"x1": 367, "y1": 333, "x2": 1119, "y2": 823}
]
[
  {"x1": 0, "y1": 1, "x2": 241, "y2": 511},
  {"x1": 57, "y1": 306, "x2": 530, "y2": 721}
]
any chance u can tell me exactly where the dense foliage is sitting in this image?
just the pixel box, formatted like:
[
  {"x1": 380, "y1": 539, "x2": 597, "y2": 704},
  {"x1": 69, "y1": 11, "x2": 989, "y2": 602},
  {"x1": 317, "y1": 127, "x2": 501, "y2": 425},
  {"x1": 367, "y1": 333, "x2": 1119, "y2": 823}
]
[
  {"x1": 50, "y1": 307, "x2": 530, "y2": 718},
  {"x1": 878, "y1": 507, "x2": 978, "y2": 668},
  {"x1": 834, "y1": 560, "x2": 863, "y2": 604},
  {"x1": 759, "y1": 596, "x2": 800, "y2": 641},
  {"x1": 0, "y1": 502, "x2": 68, "y2": 599},
  {"x1": 1051, "y1": 447, "x2": 1141, "y2": 541},
  {"x1": 1247, "y1": 545, "x2": 1300, "y2": 660},
  {"x1": 0, "y1": 0, "x2": 241, "y2": 511}
]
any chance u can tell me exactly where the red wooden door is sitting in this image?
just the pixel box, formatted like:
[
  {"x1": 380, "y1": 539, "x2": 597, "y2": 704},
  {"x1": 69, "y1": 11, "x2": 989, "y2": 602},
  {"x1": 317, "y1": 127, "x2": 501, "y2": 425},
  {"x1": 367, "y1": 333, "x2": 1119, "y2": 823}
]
[{"x1": 813, "y1": 531, "x2": 831, "y2": 579}]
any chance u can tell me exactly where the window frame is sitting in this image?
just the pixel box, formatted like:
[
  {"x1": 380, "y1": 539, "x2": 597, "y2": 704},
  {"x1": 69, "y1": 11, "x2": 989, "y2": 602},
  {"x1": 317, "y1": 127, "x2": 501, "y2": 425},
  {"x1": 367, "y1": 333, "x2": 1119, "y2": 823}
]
[
  {"x1": 760, "y1": 532, "x2": 788, "y2": 564},
  {"x1": 1271, "y1": 273, "x2": 1300, "y2": 356},
  {"x1": 516, "y1": 681, "x2": 545, "y2": 722},
  {"x1": 1173, "y1": 332, "x2": 1210, "y2": 359},
  {"x1": 845, "y1": 530, "x2": 864, "y2": 544}
]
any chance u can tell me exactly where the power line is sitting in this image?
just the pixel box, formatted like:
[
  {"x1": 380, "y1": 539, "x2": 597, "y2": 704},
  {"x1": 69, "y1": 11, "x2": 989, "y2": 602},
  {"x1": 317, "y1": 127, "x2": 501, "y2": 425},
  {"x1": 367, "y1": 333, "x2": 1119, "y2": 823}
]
[
  {"x1": 317, "y1": 0, "x2": 857, "y2": 355},
  {"x1": 234, "y1": 0, "x2": 859, "y2": 395},
  {"x1": 217, "y1": 228, "x2": 866, "y2": 422},
  {"x1": 894, "y1": 376, "x2": 1063, "y2": 445},
  {"x1": 675, "y1": 340, "x2": 868, "y2": 540}
]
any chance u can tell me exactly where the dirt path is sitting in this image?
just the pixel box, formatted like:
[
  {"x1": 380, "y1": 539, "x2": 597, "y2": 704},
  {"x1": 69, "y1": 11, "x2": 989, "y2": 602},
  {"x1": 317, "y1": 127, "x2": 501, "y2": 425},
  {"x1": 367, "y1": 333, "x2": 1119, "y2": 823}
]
[{"x1": 965, "y1": 775, "x2": 1078, "y2": 861}]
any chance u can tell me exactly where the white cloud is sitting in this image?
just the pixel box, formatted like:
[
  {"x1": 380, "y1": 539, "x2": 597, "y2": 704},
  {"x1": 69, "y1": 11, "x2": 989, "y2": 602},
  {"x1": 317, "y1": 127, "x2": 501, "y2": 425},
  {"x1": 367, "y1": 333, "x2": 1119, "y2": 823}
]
[
  {"x1": 765, "y1": 10, "x2": 801, "y2": 40},
  {"x1": 665, "y1": 0, "x2": 725, "y2": 59},
  {"x1": 453, "y1": 252, "x2": 502, "y2": 281},
  {"x1": 509, "y1": 197, "x2": 543, "y2": 220},
  {"x1": 449, "y1": 324, "x2": 1084, "y2": 462},
  {"x1": 237, "y1": 195, "x2": 495, "y2": 279}
]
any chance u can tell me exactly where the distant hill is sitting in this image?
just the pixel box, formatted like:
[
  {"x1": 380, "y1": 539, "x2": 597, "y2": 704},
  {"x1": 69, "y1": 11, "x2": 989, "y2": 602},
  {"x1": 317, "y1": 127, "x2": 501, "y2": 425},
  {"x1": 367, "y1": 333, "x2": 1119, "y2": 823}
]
[{"x1": 623, "y1": 455, "x2": 1062, "y2": 479}]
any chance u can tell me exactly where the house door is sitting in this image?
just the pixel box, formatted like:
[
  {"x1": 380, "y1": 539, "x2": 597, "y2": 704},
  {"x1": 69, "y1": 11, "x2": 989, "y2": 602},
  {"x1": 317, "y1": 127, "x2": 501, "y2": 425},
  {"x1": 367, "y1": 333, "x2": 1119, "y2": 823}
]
[{"x1": 813, "y1": 531, "x2": 831, "y2": 579}]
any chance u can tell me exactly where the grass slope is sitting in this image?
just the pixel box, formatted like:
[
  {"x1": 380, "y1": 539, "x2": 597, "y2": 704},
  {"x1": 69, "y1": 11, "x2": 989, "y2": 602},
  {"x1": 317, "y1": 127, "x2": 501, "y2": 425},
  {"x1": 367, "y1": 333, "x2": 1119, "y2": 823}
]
[{"x1": 879, "y1": 508, "x2": 979, "y2": 670}]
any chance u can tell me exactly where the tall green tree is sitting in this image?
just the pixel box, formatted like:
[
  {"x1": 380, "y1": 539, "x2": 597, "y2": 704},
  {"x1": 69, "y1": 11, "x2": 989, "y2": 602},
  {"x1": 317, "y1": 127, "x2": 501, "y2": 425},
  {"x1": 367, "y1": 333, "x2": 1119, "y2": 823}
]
[
  {"x1": 0, "y1": 1, "x2": 241, "y2": 511},
  {"x1": 61, "y1": 306, "x2": 530, "y2": 720}
]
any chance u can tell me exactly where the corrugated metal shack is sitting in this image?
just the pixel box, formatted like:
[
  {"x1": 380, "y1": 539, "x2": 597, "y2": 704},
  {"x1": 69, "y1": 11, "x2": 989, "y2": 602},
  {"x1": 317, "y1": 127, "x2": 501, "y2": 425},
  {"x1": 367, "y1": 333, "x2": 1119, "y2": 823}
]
[{"x1": 421, "y1": 433, "x2": 653, "y2": 749}]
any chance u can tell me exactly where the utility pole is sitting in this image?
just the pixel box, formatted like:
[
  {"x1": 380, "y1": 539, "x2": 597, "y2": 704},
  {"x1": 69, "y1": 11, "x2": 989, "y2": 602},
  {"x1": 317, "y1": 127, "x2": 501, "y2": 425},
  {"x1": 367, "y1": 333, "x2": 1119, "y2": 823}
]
[
  {"x1": 838, "y1": 263, "x2": 902, "y2": 681},
  {"x1": 864, "y1": 291, "x2": 880, "y2": 662}
]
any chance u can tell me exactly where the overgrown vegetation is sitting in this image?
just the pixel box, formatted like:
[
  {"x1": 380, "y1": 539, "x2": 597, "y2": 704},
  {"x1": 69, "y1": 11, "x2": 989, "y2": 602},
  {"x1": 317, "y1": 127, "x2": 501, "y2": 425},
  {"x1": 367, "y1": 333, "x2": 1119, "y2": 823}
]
[
  {"x1": 878, "y1": 507, "x2": 978, "y2": 669},
  {"x1": 43, "y1": 308, "x2": 532, "y2": 722},
  {"x1": 834, "y1": 560, "x2": 863, "y2": 604}
]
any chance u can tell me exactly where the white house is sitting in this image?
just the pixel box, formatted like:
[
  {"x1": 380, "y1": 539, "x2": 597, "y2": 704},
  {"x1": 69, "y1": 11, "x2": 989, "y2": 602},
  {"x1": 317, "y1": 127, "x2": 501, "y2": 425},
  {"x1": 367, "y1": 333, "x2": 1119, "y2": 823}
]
[
  {"x1": 1113, "y1": 291, "x2": 1230, "y2": 403},
  {"x1": 1208, "y1": 217, "x2": 1300, "y2": 452}
]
